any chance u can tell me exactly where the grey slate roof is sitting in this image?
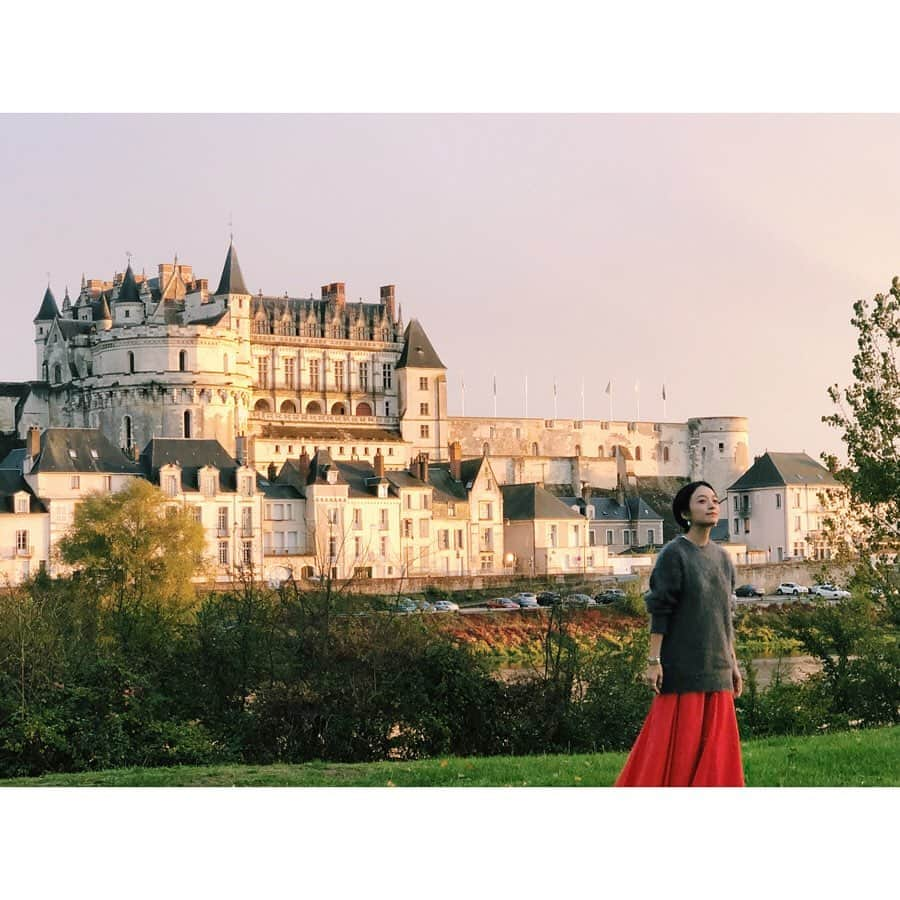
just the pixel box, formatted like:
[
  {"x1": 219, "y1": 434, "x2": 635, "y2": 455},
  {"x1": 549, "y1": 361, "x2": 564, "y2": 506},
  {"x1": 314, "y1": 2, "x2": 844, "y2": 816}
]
[
  {"x1": 0, "y1": 471, "x2": 46, "y2": 514},
  {"x1": 306, "y1": 448, "x2": 345, "y2": 485},
  {"x1": 384, "y1": 470, "x2": 429, "y2": 491},
  {"x1": 215, "y1": 242, "x2": 249, "y2": 296},
  {"x1": 396, "y1": 319, "x2": 445, "y2": 369},
  {"x1": 117, "y1": 264, "x2": 141, "y2": 302},
  {"x1": 34, "y1": 286, "x2": 60, "y2": 322},
  {"x1": 426, "y1": 463, "x2": 469, "y2": 502},
  {"x1": 258, "y1": 479, "x2": 304, "y2": 500},
  {"x1": 335, "y1": 460, "x2": 391, "y2": 498},
  {"x1": 30, "y1": 428, "x2": 141, "y2": 475},
  {"x1": 97, "y1": 294, "x2": 112, "y2": 321},
  {"x1": 139, "y1": 438, "x2": 243, "y2": 491},
  {"x1": 728, "y1": 452, "x2": 841, "y2": 492},
  {"x1": 58, "y1": 319, "x2": 93, "y2": 339},
  {"x1": 558, "y1": 495, "x2": 664, "y2": 523},
  {"x1": 459, "y1": 457, "x2": 485, "y2": 489},
  {"x1": 501, "y1": 483, "x2": 585, "y2": 521}
]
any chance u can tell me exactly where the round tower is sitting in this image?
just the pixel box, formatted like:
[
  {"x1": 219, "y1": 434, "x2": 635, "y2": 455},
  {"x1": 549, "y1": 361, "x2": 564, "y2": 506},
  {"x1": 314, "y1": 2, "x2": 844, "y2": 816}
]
[
  {"x1": 687, "y1": 416, "x2": 750, "y2": 498},
  {"x1": 33, "y1": 284, "x2": 59, "y2": 378}
]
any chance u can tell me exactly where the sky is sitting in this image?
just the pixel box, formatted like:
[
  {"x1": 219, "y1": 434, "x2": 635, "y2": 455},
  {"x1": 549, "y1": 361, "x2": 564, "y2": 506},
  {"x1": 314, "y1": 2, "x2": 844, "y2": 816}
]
[{"x1": 2, "y1": 113, "x2": 895, "y2": 464}]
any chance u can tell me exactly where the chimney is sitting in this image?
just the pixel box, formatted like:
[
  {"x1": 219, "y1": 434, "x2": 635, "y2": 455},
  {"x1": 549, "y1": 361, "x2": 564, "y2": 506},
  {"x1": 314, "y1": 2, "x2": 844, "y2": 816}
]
[
  {"x1": 380, "y1": 285, "x2": 396, "y2": 320},
  {"x1": 298, "y1": 449, "x2": 311, "y2": 483},
  {"x1": 374, "y1": 448, "x2": 385, "y2": 478},
  {"x1": 615, "y1": 472, "x2": 625, "y2": 508},
  {"x1": 267, "y1": 461, "x2": 277, "y2": 482},
  {"x1": 449, "y1": 441, "x2": 462, "y2": 481},
  {"x1": 27, "y1": 425, "x2": 41, "y2": 460},
  {"x1": 235, "y1": 435, "x2": 246, "y2": 466},
  {"x1": 420, "y1": 452, "x2": 429, "y2": 482},
  {"x1": 322, "y1": 282, "x2": 346, "y2": 306},
  {"x1": 581, "y1": 482, "x2": 591, "y2": 503}
]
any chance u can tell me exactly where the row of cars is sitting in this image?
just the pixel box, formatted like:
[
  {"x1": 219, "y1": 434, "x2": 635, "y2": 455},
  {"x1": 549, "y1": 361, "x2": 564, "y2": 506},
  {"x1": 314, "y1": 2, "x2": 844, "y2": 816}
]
[
  {"x1": 391, "y1": 597, "x2": 460, "y2": 613},
  {"x1": 484, "y1": 588, "x2": 628, "y2": 610},
  {"x1": 734, "y1": 582, "x2": 852, "y2": 599}
]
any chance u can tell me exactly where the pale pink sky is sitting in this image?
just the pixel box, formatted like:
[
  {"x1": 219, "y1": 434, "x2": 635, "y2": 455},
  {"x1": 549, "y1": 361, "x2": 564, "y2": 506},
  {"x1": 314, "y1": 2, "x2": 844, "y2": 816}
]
[{"x1": 2, "y1": 114, "x2": 895, "y2": 462}]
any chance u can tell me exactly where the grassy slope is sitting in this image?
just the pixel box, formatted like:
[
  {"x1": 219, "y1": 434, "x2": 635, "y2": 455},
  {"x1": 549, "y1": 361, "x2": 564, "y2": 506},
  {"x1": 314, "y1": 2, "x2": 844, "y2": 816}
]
[{"x1": 2, "y1": 726, "x2": 897, "y2": 787}]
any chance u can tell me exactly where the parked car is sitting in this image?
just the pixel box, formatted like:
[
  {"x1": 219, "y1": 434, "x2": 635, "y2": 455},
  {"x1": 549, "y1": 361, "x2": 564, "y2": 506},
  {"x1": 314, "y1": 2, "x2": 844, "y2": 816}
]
[
  {"x1": 811, "y1": 584, "x2": 851, "y2": 599},
  {"x1": 391, "y1": 597, "x2": 418, "y2": 613},
  {"x1": 514, "y1": 594, "x2": 539, "y2": 608},
  {"x1": 735, "y1": 584, "x2": 765, "y2": 598},
  {"x1": 537, "y1": 591, "x2": 561, "y2": 606},
  {"x1": 775, "y1": 582, "x2": 809, "y2": 596},
  {"x1": 512, "y1": 592, "x2": 538, "y2": 605},
  {"x1": 431, "y1": 600, "x2": 460, "y2": 612},
  {"x1": 563, "y1": 593, "x2": 597, "y2": 608},
  {"x1": 595, "y1": 588, "x2": 626, "y2": 604},
  {"x1": 485, "y1": 597, "x2": 519, "y2": 609}
]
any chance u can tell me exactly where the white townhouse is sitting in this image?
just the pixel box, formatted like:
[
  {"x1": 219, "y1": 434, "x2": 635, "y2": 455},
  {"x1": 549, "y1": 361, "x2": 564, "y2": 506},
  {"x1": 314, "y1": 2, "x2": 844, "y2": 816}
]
[{"x1": 726, "y1": 451, "x2": 850, "y2": 562}]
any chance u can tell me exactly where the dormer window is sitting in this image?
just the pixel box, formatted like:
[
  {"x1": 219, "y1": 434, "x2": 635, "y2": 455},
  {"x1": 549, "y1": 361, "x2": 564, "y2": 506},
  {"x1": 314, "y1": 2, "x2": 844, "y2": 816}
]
[
  {"x1": 68, "y1": 449, "x2": 77, "y2": 459},
  {"x1": 326, "y1": 469, "x2": 338, "y2": 485},
  {"x1": 90, "y1": 449, "x2": 99, "y2": 460},
  {"x1": 15, "y1": 495, "x2": 29, "y2": 515}
]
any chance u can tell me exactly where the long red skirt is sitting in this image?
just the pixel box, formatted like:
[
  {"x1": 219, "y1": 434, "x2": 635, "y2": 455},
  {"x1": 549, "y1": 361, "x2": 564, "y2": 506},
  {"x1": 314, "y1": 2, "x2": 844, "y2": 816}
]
[{"x1": 615, "y1": 691, "x2": 744, "y2": 787}]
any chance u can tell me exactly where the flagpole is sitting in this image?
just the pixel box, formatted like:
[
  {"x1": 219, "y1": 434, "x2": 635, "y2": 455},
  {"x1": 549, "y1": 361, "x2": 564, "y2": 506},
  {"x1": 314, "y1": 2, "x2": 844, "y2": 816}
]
[
  {"x1": 635, "y1": 380, "x2": 640, "y2": 422},
  {"x1": 493, "y1": 374, "x2": 497, "y2": 418},
  {"x1": 553, "y1": 376, "x2": 558, "y2": 419},
  {"x1": 662, "y1": 383, "x2": 667, "y2": 420},
  {"x1": 524, "y1": 375, "x2": 528, "y2": 417},
  {"x1": 461, "y1": 374, "x2": 465, "y2": 416},
  {"x1": 581, "y1": 376, "x2": 585, "y2": 421}
]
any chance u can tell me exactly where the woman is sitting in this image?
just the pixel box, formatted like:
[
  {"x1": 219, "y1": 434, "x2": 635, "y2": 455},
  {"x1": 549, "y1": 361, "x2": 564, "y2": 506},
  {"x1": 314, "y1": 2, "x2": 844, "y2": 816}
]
[{"x1": 615, "y1": 481, "x2": 745, "y2": 787}]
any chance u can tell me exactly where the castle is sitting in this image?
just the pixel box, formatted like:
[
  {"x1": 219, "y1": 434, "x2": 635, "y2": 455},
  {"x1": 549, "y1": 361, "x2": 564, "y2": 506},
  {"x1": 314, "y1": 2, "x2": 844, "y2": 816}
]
[{"x1": 5, "y1": 242, "x2": 751, "y2": 499}]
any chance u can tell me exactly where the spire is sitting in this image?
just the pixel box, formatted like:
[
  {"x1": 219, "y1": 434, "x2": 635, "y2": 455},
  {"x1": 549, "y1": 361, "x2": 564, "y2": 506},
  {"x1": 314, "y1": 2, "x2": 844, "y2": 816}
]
[
  {"x1": 215, "y1": 240, "x2": 249, "y2": 295},
  {"x1": 61, "y1": 286, "x2": 71, "y2": 312},
  {"x1": 396, "y1": 319, "x2": 445, "y2": 369},
  {"x1": 97, "y1": 293, "x2": 112, "y2": 322},
  {"x1": 117, "y1": 264, "x2": 140, "y2": 302},
  {"x1": 33, "y1": 284, "x2": 60, "y2": 323}
]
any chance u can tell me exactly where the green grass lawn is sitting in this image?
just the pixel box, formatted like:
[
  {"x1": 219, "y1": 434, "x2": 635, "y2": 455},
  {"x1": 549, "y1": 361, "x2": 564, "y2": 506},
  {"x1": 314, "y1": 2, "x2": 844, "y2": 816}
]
[{"x1": 1, "y1": 725, "x2": 897, "y2": 787}]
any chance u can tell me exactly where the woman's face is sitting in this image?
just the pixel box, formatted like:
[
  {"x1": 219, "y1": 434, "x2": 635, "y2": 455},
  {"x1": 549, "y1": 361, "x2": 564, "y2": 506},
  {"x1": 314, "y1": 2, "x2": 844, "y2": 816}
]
[{"x1": 687, "y1": 485, "x2": 720, "y2": 527}]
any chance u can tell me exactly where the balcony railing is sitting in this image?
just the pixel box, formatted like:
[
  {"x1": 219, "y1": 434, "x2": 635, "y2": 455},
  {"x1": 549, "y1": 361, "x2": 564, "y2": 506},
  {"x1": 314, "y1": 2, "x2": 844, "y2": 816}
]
[
  {"x1": 252, "y1": 333, "x2": 403, "y2": 351},
  {"x1": 250, "y1": 411, "x2": 398, "y2": 427},
  {"x1": 16, "y1": 547, "x2": 33, "y2": 558},
  {"x1": 216, "y1": 527, "x2": 229, "y2": 537},
  {"x1": 240, "y1": 527, "x2": 254, "y2": 538}
]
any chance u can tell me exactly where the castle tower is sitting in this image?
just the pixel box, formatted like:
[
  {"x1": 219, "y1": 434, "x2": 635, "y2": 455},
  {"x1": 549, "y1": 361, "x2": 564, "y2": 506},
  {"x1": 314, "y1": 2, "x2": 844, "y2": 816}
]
[
  {"x1": 687, "y1": 416, "x2": 751, "y2": 500},
  {"x1": 214, "y1": 240, "x2": 252, "y2": 370},
  {"x1": 396, "y1": 318, "x2": 449, "y2": 460},
  {"x1": 112, "y1": 263, "x2": 144, "y2": 326},
  {"x1": 33, "y1": 285, "x2": 59, "y2": 376}
]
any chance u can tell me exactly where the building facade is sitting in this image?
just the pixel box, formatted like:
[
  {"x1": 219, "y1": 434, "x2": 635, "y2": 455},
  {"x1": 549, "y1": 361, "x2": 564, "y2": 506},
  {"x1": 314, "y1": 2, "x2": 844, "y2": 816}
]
[{"x1": 7, "y1": 242, "x2": 751, "y2": 503}]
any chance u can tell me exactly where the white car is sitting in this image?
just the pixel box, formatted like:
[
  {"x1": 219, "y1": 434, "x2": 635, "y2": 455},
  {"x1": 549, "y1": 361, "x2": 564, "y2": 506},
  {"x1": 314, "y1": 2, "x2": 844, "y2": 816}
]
[
  {"x1": 513, "y1": 593, "x2": 539, "y2": 608},
  {"x1": 775, "y1": 582, "x2": 809, "y2": 596},
  {"x1": 811, "y1": 584, "x2": 851, "y2": 600},
  {"x1": 431, "y1": 600, "x2": 460, "y2": 612}
]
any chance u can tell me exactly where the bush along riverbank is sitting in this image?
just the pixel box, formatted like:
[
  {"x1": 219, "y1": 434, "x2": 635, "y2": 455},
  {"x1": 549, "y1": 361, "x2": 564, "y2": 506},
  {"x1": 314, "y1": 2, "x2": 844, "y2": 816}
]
[{"x1": 0, "y1": 576, "x2": 896, "y2": 778}]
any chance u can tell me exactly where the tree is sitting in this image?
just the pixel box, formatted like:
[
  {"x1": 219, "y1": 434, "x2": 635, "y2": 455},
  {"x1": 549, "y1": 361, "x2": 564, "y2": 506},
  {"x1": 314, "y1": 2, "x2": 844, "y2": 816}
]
[
  {"x1": 57, "y1": 479, "x2": 206, "y2": 618},
  {"x1": 823, "y1": 278, "x2": 900, "y2": 618}
]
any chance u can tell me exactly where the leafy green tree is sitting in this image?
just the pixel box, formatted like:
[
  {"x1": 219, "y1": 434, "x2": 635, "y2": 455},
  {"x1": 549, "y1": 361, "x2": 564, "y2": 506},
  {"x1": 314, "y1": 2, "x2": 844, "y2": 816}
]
[
  {"x1": 57, "y1": 479, "x2": 206, "y2": 621},
  {"x1": 823, "y1": 278, "x2": 900, "y2": 620}
]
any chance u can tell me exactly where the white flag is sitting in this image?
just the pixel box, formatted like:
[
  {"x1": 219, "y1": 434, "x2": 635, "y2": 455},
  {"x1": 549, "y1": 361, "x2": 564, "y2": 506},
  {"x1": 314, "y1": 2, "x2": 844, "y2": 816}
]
[{"x1": 605, "y1": 380, "x2": 611, "y2": 395}]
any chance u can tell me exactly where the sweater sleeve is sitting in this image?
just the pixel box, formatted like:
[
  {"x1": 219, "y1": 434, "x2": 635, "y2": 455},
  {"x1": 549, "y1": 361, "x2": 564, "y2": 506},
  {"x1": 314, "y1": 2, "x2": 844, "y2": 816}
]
[{"x1": 644, "y1": 544, "x2": 684, "y2": 634}]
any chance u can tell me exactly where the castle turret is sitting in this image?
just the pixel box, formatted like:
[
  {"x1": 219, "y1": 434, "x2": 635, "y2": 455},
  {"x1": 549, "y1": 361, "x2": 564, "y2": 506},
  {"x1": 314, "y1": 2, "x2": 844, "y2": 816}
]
[
  {"x1": 112, "y1": 263, "x2": 145, "y2": 326},
  {"x1": 397, "y1": 318, "x2": 448, "y2": 460},
  {"x1": 33, "y1": 284, "x2": 59, "y2": 376}
]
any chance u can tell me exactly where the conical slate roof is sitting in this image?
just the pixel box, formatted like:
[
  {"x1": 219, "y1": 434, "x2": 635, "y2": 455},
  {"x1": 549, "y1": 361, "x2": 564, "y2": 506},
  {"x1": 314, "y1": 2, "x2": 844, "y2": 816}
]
[
  {"x1": 97, "y1": 294, "x2": 112, "y2": 321},
  {"x1": 33, "y1": 285, "x2": 60, "y2": 322},
  {"x1": 117, "y1": 264, "x2": 141, "y2": 302},
  {"x1": 396, "y1": 319, "x2": 445, "y2": 369},
  {"x1": 215, "y1": 241, "x2": 249, "y2": 295}
]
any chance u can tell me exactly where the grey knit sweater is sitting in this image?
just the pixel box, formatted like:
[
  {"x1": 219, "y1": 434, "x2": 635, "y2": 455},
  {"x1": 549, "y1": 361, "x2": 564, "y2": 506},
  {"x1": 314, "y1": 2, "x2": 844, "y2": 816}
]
[{"x1": 644, "y1": 535, "x2": 736, "y2": 694}]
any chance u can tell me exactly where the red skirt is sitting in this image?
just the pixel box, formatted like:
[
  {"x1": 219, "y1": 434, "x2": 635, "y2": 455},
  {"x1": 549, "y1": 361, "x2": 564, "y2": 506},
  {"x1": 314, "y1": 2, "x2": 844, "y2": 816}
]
[{"x1": 615, "y1": 691, "x2": 744, "y2": 787}]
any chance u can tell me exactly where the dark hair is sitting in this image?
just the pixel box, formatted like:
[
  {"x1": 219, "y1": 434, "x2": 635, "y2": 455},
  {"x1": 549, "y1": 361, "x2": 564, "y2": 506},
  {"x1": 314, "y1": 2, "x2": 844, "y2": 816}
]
[{"x1": 672, "y1": 480, "x2": 716, "y2": 531}]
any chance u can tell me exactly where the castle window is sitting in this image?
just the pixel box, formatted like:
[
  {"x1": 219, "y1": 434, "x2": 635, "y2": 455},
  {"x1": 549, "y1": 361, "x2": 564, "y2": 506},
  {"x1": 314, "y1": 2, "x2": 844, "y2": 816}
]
[
  {"x1": 382, "y1": 363, "x2": 392, "y2": 389},
  {"x1": 127, "y1": 351, "x2": 135, "y2": 374},
  {"x1": 223, "y1": 354, "x2": 229, "y2": 374},
  {"x1": 258, "y1": 358, "x2": 269, "y2": 388},
  {"x1": 280, "y1": 400, "x2": 296, "y2": 413},
  {"x1": 419, "y1": 377, "x2": 428, "y2": 390},
  {"x1": 179, "y1": 350, "x2": 188, "y2": 372},
  {"x1": 532, "y1": 443, "x2": 539, "y2": 456},
  {"x1": 421, "y1": 425, "x2": 430, "y2": 439},
  {"x1": 42, "y1": 362, "x2": 48, "y2": 381},
  {"x1": 254, "y1": 399, "x2": 271, "y2": 412},
  {"x1": 598, "y1": 445, "x2": 604, "y2": 457},
  {"x1": 53, "y1": 364, "x2": 62, "y2": 383},
  {"x1": 663, "y1": 446, "x2": 670, "y2": 462},
  {"x1": 356, "y1": 402, "x2": 372, "y2": 416},
  {"x1": 122, "y1": 415, "x2": 133, "y2": 452},
  {"x1": 334, "y1": 361, "x2": 345, "y2": 391},
  {"x1": 575, "y1": 444, "x2": 581, "y2": 456},
  {"x1": 719, "y1": 442, "x2": 725, "y2": 453},
  {"x1": 635, "y1": 446, "x2": 642, "y2": 461},
  {"x1": 420, "y1": 403, "x2": 429, "y2": 416},
  {"x1": 359, "y1": 362, "x2": 369, "y2": 390},
  {"x1": 482, "y1": 441, "x2": 489, "y2": 455}
]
